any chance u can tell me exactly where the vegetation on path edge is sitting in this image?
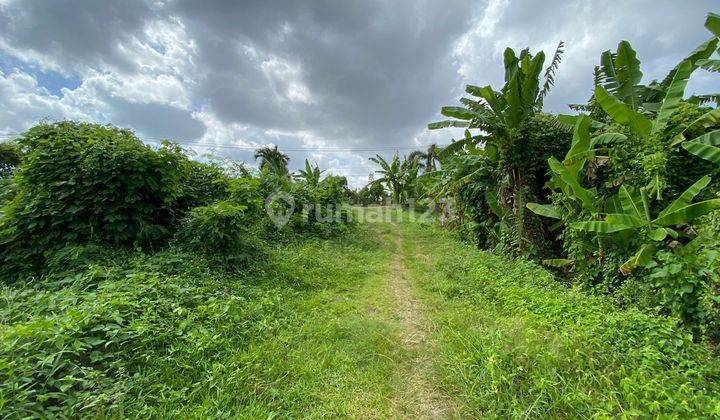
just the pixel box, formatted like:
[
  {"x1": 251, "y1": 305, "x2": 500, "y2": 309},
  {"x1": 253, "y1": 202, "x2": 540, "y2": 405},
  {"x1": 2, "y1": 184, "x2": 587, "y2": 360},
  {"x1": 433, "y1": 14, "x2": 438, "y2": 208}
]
[{"x1": 3, "y1": 209, "x2": 720, "y2": 417}]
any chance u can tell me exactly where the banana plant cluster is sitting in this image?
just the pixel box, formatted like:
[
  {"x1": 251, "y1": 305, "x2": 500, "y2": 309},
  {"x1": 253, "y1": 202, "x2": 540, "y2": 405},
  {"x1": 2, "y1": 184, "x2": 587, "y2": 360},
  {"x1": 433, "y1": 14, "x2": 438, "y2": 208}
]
[
  {"x1": 527, "y1": 116, "x2": 625, "y2": 220},
  {"x1": 574, "y1": 177, "x2": 720, "y2": 274},
  {"x1": 369, "y1": 154, "x2": 420, "y2": 204},
  {"x1": 525, "y1": 13, "x2": 720, "y2": 274},
  {"x1": 428, "y1": 43, "x2": 564, "y2": 159}
]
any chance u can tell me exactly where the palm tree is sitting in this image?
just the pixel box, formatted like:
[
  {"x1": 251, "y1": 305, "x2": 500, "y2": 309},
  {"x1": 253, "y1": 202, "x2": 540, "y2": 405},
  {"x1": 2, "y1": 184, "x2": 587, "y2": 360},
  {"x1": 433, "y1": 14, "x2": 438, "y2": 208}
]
[
  {"x1": 408, "y1": 144, "x2": 440, "y2": 173},
  {"x1": 295, "y1": 159, "x2": 324, "y2": 186},
  {"x1": 254, "y1": 145, "x2": 289, "y2": 176}
]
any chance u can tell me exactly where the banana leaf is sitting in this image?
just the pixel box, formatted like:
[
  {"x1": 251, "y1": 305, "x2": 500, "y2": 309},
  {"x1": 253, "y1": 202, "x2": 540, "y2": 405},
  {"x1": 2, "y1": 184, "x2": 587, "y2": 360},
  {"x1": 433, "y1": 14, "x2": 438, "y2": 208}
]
[
  {"x1": 572, "y1": 220, "x2": 636, "y2": 234},
  {"x1": 652, "y1": 60, "x2": 693, "y2": 134},
  {"x1": 681, "y1": 130, "x2": 720, "y2": 164},
  {"x1": 440, "y1": 106, "x2": 475, "y2": 120},
  {"x1": 653, "y1": 199, "x2": 720, "y2": 226},
  {"x1": 594, "y1": 86, "x2": 652, "y2": 137},
  {"x1": 591, "y1": 133, "x2": 626, "y2": 146},
  {"x1": 619, "y1": 243, "x2": 657, "y2": 275},
  {"x1": 427, "y1": 120, "x2": 470, "y2": 130},
  {"x1": 526, "y1": 203, "x2": 561, "y2": 219},
  {"x1": 659, "y1": 175, "x2": 711, "y2": 217}
]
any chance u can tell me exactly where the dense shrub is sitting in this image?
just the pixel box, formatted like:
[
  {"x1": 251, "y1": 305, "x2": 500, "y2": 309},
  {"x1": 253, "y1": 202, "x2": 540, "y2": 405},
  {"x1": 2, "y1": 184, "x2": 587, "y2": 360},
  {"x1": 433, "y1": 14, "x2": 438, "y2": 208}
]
[
  {"x1": 174, "y1": 201, "x2": 262, "y2": 267},
  {"x1": 0, "y1": 122, "x2": 225, "y2": 281},
  {"x1": 289, "y1": 174, "x2": 354, "y2": 235}
]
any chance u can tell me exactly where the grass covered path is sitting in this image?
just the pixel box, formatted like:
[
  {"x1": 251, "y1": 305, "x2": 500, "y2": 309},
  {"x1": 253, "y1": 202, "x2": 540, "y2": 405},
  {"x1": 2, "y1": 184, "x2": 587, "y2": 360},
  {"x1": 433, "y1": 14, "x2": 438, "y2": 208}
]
[{"x1": 4, "y1": 209, "x2": 720, "y2": 417}]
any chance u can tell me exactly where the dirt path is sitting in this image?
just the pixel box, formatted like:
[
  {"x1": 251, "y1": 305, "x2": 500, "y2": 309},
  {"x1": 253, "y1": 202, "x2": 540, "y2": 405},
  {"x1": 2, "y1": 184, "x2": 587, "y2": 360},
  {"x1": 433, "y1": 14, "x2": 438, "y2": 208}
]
[{"x1": 386, "y1": 224, "x2": 455, "y2": 419}]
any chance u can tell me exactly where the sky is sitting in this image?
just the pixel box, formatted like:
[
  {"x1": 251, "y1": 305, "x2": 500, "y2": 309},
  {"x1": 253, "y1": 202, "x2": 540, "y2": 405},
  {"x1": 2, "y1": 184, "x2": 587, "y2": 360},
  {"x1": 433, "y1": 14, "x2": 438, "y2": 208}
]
[{"x1": 0, "y1": 0, "x2": 718, "y2": 187}]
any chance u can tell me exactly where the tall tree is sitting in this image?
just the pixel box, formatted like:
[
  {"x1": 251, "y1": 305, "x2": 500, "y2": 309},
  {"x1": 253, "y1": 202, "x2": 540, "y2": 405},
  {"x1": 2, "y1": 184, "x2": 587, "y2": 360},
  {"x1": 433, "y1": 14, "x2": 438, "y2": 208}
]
[
  {"x1": 254, "y1": 145, "x2": 289, "y2": 176},
  {"x1": 428, "y1": 43, "x2": 565, "y2": 246},
  {"x1": 408, "y1": 143, "x2": 440, "y2": 173}
]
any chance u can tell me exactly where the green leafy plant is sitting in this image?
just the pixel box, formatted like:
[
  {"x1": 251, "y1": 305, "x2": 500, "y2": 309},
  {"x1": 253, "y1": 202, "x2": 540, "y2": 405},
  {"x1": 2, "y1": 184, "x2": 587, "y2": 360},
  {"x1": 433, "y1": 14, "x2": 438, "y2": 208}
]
[
  {"x1": 572, "y1": 176, "x2": 720, "y2": 274},
  {"x1": 0, "y1": 122, "x2": 197, "y2": 280},
  {"x1": 175, "y1": 201, "x2": 261, "y2": 267}
]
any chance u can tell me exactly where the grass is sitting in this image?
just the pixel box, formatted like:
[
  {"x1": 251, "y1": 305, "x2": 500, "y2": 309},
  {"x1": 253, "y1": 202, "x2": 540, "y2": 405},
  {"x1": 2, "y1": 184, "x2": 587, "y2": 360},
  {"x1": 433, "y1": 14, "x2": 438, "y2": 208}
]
[
  {"x1": 0, "y1": 224, "x2": 407, "y2": 417},
  {"x1": 400, "y1": 217, "x2": 720, "y2": 418},
  {"x1": 3, "y1": 209, "x2": 720, "y2": 417}
]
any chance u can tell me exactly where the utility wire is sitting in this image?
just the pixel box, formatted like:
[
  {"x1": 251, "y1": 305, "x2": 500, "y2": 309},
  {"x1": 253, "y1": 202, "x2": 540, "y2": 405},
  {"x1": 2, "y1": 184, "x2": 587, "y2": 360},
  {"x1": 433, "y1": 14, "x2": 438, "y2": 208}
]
[{"x1": 0, "y1": 132, "x2": 445, "y2": 152}]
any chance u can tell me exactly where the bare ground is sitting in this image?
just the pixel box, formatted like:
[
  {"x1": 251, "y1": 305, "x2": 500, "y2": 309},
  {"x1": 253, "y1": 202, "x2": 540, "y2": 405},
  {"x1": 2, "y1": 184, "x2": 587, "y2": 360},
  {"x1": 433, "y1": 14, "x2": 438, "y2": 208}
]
[{"x1": 386, "y1": 225, "x2": 456, "y2": 419}]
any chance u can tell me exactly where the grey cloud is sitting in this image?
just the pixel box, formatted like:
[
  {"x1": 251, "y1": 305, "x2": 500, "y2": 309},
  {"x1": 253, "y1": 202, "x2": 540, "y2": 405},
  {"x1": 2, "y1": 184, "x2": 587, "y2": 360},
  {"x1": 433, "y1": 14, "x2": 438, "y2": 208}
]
[
  {"x1": 0, "y1": 0, "x2": 152, "y2": 75},
  {"x1": 0, "y1": 0, "x2": 718, "y2": 187}
]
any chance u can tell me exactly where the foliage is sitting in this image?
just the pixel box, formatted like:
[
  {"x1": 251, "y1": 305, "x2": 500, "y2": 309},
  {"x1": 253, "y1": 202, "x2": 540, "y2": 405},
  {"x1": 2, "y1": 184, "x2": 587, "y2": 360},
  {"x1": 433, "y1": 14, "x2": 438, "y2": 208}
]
[
  {"x1": 254, "y1": 145, "x2": 290, "y2": 176},
  {"x1": 0, "y1": 225, "x2": 387, "y2": 417},
  {"x1": 174, "y1": 201, "x2": 261, "y2": 267},
  {"x1": 355, "y1": 181, "x2": 385, "y2": 205},
  {"x1": 426, "y1": 11, "x2": 720, "y2": 335},
  {"x1": 369, "y1": 153, "x2": 420, "y2": 204},
  {"x1": 294, "y1": 159, "x2": 324, "y2": 186},
  {"x1": 403, "y1": 218, "x2": 720, "y2": 418},
  {"x1": 0, "y1": 122, "x2": 204, "y2": 280},
  {"x1": 0, "y1": 140, "x2": 23, "y2": 178}
]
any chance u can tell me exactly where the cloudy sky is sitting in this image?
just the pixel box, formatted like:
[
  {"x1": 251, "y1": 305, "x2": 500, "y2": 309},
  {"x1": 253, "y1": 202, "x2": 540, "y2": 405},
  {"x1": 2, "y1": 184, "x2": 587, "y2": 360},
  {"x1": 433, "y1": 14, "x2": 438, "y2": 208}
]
[{"x1": 0, "y1": 0, "x2": 718, "y2": 187}]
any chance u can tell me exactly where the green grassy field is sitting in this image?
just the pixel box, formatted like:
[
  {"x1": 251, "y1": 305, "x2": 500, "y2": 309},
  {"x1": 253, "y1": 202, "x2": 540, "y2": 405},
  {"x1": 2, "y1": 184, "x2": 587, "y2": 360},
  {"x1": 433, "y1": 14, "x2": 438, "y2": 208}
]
[{"x1": 2, "y1": 209, "x2": 720, "y2": 417}]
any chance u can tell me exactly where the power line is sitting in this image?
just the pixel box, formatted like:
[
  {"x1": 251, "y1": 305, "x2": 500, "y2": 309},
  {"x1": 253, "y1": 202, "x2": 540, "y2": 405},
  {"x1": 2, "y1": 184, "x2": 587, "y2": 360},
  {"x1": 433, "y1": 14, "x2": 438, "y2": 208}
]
[{"x1": 0, "y1": 132, "x2": 446, "y2": 152}]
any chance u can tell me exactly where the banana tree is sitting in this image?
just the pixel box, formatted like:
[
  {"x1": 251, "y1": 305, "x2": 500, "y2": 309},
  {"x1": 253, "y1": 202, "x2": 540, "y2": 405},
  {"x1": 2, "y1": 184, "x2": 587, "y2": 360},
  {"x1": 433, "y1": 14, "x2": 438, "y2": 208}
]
[
  {"x1": 526, "y1": 115, "x2": 625, "y2": 219},
  {"x1": 369, "y1": 154, "x2": 420, "y2": 204},
  {"x1": 427, "y1": 43, "x2": 564, "y2": 215},
  {"x1": 295, "y1": 159, "x2": 324, "y2": 186},
  {"x1": 589, "y1": 14, "x2": 720, "y2": 197},
  {"x1": 573, "y1": 176, "x2": 720, "y2": 274}
]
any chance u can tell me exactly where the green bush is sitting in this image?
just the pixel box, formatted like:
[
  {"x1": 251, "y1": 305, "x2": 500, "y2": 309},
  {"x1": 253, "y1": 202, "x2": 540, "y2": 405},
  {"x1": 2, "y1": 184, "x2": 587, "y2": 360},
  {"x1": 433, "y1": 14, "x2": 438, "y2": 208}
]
[
  {"x1": 174, "y1": 201, "x2": 261, "y2": 267},
  {"x1": 0, "y1": 122, "x2": 230, "y2": 281}
]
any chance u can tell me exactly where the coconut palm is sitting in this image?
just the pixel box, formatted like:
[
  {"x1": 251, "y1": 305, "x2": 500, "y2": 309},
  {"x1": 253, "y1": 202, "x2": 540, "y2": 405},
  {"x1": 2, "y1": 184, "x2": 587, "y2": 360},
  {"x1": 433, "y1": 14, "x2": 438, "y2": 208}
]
[
  {"x1": 408, "y1": 144, "x2": 440, "y2": 173},
  {"x1": 254, "y1": 145, "x2": 289, "y2": 176}
]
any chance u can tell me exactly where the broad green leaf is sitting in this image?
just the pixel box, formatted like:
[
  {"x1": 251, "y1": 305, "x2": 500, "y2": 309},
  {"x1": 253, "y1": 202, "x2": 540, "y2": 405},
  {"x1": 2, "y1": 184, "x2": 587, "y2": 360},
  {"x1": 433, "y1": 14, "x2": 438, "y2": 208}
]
[
  {"x1": 697, "y1": 58, "x2": 720, "y2": 72},
  {"x1": 521, "y1": 51, "x2": 545, "y2": 110},
  {"x1": 652, "y1": 60, "x2": 693, "y2": 134},
  {"x1": 671, "y1": 109, "x2": 720, "y2": 146},
  {"x1": 653, "y1": 199, "x2": 720, "y2": 226},
  {"x1": 427, "y1": 120, "x2": 470, "y2": 130},
  {"x1": 686, "y1": 129, "x2": 720, "y2": 146},
  {"x1": 437, "y1": 135, "x2": 484, "y2": 157},
  {"x1": 604, "y1": 195, "x2": 623, "y2": 214},
  {"x1": 618, "y1": 185, "x2": 645, "y2": 221},
  {"x1": 659, "y1": 38, "x2": 717, "y2": 87},
  {"x1": 594, "y1": 86, "x2": 651, "y2": 137},
  {"x1": 526, "y1": 203, "x2": 561, "y2": 219},
  {"x1": 620, "y1": 243, "x2": 657, "y2": 275},
  {"x1": 649, "y1": 227, "x2": 668, "y2": 241},
  {"x1": 572, "y1": 220, "x2": 635, "y2": 234},
  {"x1": 614, "y1": 40, "x2": 643, "y2": 108},
  {"x1": 600, "y1": 49, "x2": 618, "y2": 93},
  {"x1": 659, "y1": 175, "x2": 711, "y2": 217},
  {"x1": 440, "y1": 106, "x2": 475, "y2": 120},
  {"x1": 563, "y1": 116, "x2": 592, "y2": 165},
  {"x1": 505, "y1": 73, "x2": 524, "y2": 128},
  {"x1": 591, "y1": 133, "x2": 626, "y2": 147},
  {"x1": 706, "y1": 12, "x2": 720, "y2": 37},
  {"x1": 465, "y1": 85, "x2": 505, "y2": 120},
  {"x1": 605, "y1": 213, "x2": 644, "y2": 228},
  {"x1": 682, "y1": 132, "x2": 720, "y2": 164},
  {"x1": 486, "y1": 190, "x2": 505, "y2": 219}
]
